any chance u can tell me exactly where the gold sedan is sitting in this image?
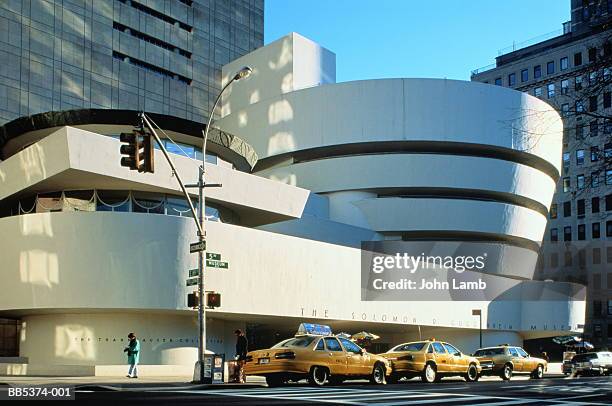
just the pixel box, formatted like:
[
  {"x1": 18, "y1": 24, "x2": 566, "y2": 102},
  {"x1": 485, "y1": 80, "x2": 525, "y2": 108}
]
[
  {"x1": 474, "y1": 345, "x2": 547, "y2": 380},
  {"x1": 380, "y1": 339, "x2": 481, "y2": 383},
  {"x1": 244, "y1": 334, "x2": 391, "y2": 386}
]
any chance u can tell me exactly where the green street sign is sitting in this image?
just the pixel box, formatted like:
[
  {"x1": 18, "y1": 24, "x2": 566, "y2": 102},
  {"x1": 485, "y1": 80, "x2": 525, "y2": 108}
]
[
  {"x1": 188, "y1": 269, "x2": 199, "y2": 277},
  {"x1": 218, "y1": 261, "x2": 228, "y2": 269},
  {"x1": 186, "y1": 277, "x2": 199, "y2": 286},
  {"x1": 206, "y1": 260, "x2": 218, "y2": 267},
  {"x1": 206, "y1": 253, "x2": 221, "y2": 260}
]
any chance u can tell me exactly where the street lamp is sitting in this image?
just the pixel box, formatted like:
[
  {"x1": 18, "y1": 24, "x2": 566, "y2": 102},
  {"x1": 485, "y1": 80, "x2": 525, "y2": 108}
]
[
  {"x1": 472, "y1": 309, "x2": 482, "y2": 348},
  {"x1": 194, "y1": 65, "x2": 252, "y2": 383}
]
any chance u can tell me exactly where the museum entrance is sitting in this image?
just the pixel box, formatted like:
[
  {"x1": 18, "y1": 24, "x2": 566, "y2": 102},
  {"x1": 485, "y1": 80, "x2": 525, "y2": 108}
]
[{"x1": 0, "y1": 318, "x2": 20, "y2": 357}]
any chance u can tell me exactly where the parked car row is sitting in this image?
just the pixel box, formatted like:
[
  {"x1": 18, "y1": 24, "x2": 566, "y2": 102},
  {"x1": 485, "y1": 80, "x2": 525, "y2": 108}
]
[
  {"x1": 562, "y1": 352, "x2": 612, "y2": 377},
  {"x1": 243, "y1": 327, "x2": 548, "y2": 387}
]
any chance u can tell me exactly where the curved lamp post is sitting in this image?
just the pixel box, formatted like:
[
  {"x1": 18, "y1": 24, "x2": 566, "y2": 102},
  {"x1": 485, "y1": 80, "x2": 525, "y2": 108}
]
[{"x1": 195, "y1": 66, "x2": 252, "y2": 383}]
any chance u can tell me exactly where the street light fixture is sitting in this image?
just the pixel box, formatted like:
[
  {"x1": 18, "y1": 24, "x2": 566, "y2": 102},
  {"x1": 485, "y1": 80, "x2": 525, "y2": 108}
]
[
  {"x1": 194, "y1": 65, "x2": 252, "y2": 383},
  {"x1": 139, "y1": 66, "x2": 252, "y2": 383}
]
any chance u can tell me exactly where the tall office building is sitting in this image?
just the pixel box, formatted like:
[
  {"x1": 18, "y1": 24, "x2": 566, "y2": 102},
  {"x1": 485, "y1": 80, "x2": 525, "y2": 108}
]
[
  {"x1": 0, "y1": 0, "x2": 264, "y2": 125},
  {"x1": 472, "y1": 0, "x2": 612, "y2": 346}
]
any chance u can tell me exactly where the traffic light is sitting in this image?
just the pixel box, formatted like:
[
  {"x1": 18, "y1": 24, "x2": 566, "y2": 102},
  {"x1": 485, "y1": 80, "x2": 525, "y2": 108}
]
[
  {"x1": 206, "y1": 292, "x2": 221, "y2": 308},
  {"x1": 119, "y1": 130, "x2": 154, "y2": 173},
  {"x1": 187, "y1": 291, "x2": 199, "y2": 308}
]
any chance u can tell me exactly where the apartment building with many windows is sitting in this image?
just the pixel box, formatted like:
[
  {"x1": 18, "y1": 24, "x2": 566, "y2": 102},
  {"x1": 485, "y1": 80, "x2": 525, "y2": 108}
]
[
  {"x1": 472, "y1": 0, "x2": 612, "y2": 347},
  {"x1": 0, "y1": 0, "x2": 264, "y2": 125}
]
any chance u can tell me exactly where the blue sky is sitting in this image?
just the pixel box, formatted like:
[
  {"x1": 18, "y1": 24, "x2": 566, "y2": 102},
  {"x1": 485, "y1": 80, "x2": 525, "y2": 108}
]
[{"x1": 264, "y1": 0, "x2": 570, "y2": 82}]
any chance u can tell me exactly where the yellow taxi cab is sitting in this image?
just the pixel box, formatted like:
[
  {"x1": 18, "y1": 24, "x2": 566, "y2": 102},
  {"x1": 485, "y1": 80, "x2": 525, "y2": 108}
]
[
  {"x1": 380, "y1": 339, "x2": 481, "y2": 383},
  {"x1": 474, "y1": 344, "x2": 547, "y2": 380},
  {"x1": 243, "y1": 324, "x2": 391, "y2": 387}
]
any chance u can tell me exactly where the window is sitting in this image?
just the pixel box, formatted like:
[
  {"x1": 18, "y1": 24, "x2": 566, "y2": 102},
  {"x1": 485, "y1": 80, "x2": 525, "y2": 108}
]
[
  {"x1": 339, "y1": 337, "x2": 362, "y2": 354},
  {"x1": 606, "y1": 119, "x2": 612, "y2": 134},
  {"x1": 577, "y1": 174, "x2": 585, "y2": 190},
  {"x1": 579, "y1": 248, "x2": 586, "y2": 268},
  {"x1": 593, "y1": 196, "x2": 600, "y2": 213},
  {"x1": 608, "y1": 300, "x2": 612, "y2": 316},
  {"x1": 560, "y1": 57, "x2": 568, "y2": 71},
  {"x1": 534, "y1": 87, "x2": 542, "y2": 97},
  {"x1": 608, "y1": 221, "x2": 612, "y2": 237},
  {"x1": 315, "y1": 339, "x2": 325, "y2": 350},
  {"x1": 589, "y1": 71, "x2": 597, "y2": 85},
  {"x1": 576, "y1": 100, "x2": 584, "y2": 113},
  {"x1": 593, "y1": 222, "x2": 601, "y2": 239},
  {"x1": 561, "y1": 79, "x2": 569, "y2": 95},
  {"x1": 594, "y1": 247, "x2": 601, "y2": 264},
  {"x1": 592, "y1": 172, "x2": 600, "y2": 188},
  {"x1": 563, "y1": 152, "x2": 570, "y2": 172},
  {"x1": 575, "y1": 75, "x2": 583, "y2": 90},
  {"x1": 432, "y1": 342, "x2": 446, "y2": 353},
  {"x1": 563, "y1": 177, "x2": 571, "y2": 192},
  {"x1": 591, "y1": 120, "x2": 599, "y2": 137},
  {"x1": 608, "y1": 246, "x2": 612, "y2": 263},
  {"x1": 607, "y1": 169, "x2": 612, "y2": 185},
  {"x1": 576, "y1": 149, "x2": 585, "y2": 165},
  {"x1": 508, "y1": 73, "x2": 516, "y2": 86},
  {"x1": 550, "y1": 252, "x2": 559, "y2": 267},
  {"x1": 564, "y1": 226, "x2": 572, "y2": 241},
  {"x1": 534, "y1": 65, "x2": 541, "y2": 79},
  {"x1": 442, "y1": 343, "x2": 461, "y2": 355},
  {"x1": 606, "y1": 143, "x2": 612, "y2": 159},
  {"x1": 323, "y1": 337, "x2": 342, "y2": 351},
  {"x1": 547, "y1": 83, "x2": 555, "y2": 98},
  {"x1": 607, "y1": 194, "x2": 612, "y2": 211},
  {"x1": 604, "y1": 91, "x2": 611, "y2": 109},
  {"x1": 550, "y1": 228, "x2": 558, "y2": 241},
  {"x1": 550, "y1": 203, "x2": 557, "y2": 219},
  {"x1": 589, "y1": 47, "x2": 597, "y2": 63},
  {"x1": 576, "y1": 124, "x2": 584, "y2": 139},
  {"x1": 578, "y1": 199, "x2": 585, "y2": 216},
  {"x1": 578, "y1": 224, "x2": 586, "y2": 240},
  {"x1": 564, "y1": 250, "x2": 572, "y2": 266},
  {"x1": 574, "y1": 52, "x2": 582, "y2": 66},
  {"x1": 594, "y1": 301, "x2": 602, "y2": 316},
  {"x1": 494, "y1": 77, "x2": 502, "y2": 86},
  {"x1": 547, "y1": 61, "x2": 555, "y2": 74},
  {"x1": 521, "y1": 69, "x2": 528, "y2": 82},
  {"x1": 591, "y1": 147, "x2": 600, "y2": 162},
  {"x1": 561, "y1": 103, "x2": 570, "y2": 116},
  {"x1": 590, "y1": 95, "x2": 598, "y2": 112}
]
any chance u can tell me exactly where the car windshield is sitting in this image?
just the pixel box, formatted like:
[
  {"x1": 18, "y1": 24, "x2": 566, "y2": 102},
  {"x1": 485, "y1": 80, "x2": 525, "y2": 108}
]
[
  {"x1": 389, "y1": 342, "x2": 426, "y2": 352},
  {"x1": 474, "y1": 348, "x2": 506, "y2": 356},
  {"x1": 572, "y1": 353, "x2": 598, "y2": 362},
  {"x1": 272, "y1": 336, "x2": 317, "y2": 348}
]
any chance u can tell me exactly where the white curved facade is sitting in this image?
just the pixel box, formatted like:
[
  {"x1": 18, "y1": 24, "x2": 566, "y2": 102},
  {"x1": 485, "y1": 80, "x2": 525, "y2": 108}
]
[{"x1": 0, "y1": 33, "x2": 584, "y2": 373}]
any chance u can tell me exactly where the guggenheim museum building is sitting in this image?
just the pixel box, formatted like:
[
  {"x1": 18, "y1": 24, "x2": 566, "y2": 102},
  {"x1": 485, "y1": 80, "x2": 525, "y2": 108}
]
[{"x1": 0, "y1": 33, "x2": 585, "y2": 375}]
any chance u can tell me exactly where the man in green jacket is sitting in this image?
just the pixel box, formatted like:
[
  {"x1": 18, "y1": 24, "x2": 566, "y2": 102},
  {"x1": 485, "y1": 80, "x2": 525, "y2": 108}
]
[{"x1": 124, "y1": 332, "x2": 140, "y2": 378}]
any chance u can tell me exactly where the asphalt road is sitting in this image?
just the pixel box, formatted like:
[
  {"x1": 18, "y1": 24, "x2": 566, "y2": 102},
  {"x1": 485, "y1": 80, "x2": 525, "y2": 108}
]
[{"x1": 69, "y1": 376, "x2": 612, "y2": 405}]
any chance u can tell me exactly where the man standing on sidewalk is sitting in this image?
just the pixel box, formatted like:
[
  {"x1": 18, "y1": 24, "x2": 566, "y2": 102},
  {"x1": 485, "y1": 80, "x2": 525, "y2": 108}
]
[
  {"x1": 124, "y1": 332, "x2": 140, "y2": 378},
  {"x1": 234, "y1": 329, "x2": 248, "y2": 383}
]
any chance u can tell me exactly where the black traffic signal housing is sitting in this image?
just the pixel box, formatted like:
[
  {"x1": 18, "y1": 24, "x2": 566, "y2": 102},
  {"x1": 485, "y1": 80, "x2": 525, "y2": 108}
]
[
  {"x1": 187, "y1": 291, "x2": 199, "y2": 308},
  {"x1": 119, "y1": 130, "x2": 154, "y2": 173},
  {"x1": 206, "y1": 292, "x2": 221, "y2": 309}
]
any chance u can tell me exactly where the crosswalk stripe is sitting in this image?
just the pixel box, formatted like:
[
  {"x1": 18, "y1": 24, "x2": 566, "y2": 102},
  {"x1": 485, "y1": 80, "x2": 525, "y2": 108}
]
[{"x1": 375, "y1": 395, "x2": 493, "y2": 405}]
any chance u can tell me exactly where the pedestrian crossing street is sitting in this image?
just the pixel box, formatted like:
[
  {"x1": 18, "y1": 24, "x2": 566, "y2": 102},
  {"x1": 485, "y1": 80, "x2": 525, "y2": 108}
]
[{"x1": 171, "y1": 383, "x2": 612, "y2": 406}]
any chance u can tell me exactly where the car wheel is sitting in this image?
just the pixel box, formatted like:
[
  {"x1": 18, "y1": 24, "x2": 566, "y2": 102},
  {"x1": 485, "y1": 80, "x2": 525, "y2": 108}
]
[
  {"x1": 421, "y1": 363, "x2": 437, "y2": 383},
  {"x1": 531, "y1": 364, "x2": 544, "y2": 379},
  {"x1": 265, "y1": 375, "x2": 285, "y2": 387},
  {"x1": 500, "y1": 364, "x2": 513, "y2": 381},
  {"x1": 308, "y1": 366, "x2": 329, "y2": 387},
  {"x1": 370, "y1": 363, "x2": 386, "y2": 385},
  {"x1": 464, "y1": 363, "x2": 479, "y2": 382}
]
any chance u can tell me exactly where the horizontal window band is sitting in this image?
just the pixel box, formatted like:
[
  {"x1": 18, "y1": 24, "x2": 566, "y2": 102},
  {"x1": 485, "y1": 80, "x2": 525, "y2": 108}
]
[
  {"x1": 118, "y1": 0, "x2": 193, "y2": 32},
  {"x1": 375, "y1": 187, "x2": 549, "y2": 217},
  {"x1": 112, "y1": 51, "x2": 192, "y2": 85},
  {"x1": 393, "y1": 230, "x2": 541, "y2": 253},
  {"x1": 254, "y1": 140, "x2": 560, "y2": 181},
  {"x1": 113, "y1": 22, "x2": 192, "y2": 59}
]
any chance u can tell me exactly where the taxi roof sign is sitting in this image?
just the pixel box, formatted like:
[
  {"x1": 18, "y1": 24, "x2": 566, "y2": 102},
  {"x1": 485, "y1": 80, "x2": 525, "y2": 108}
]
[{"x1": 296, "y1": 323, "x2": 332, "y2": 336}]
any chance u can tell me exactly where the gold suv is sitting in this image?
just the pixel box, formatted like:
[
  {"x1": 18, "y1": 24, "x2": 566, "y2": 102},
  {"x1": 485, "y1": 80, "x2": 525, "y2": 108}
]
[
  {"x1": 244, "y1": 334, "x2": 391, "y2": 386},
  {"x1": 380, "y1": 339, "x2": 481, "y2": 383},
  {"x1": 474, "y1": 345, "x2": 547, "y2": 380}
]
